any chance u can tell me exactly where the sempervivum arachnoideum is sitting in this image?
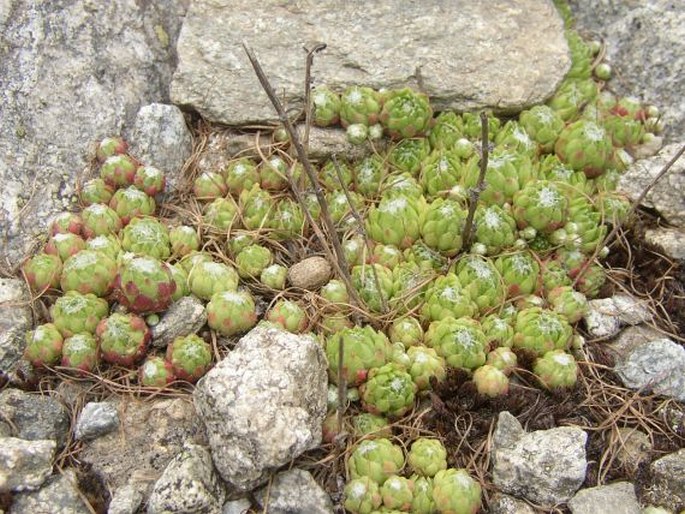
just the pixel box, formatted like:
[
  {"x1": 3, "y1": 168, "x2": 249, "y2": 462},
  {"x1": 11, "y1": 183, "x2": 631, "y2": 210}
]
[
  {"x1": 533, "y1": 350, "x2": 579, "y2": 389},
  {"x1": 266, "y1": 299, "x2": 308, "y2": 333},
  {"x1": 311, "y1": 86, "x2": 341, "y2": 127},
  {"x1": 349, "y1": 438, "x2": 405, "y2": 485},
  {"x1": 428, "y1": 111, "x2": 465, "y2": 150},
  {"x1": 481, "y1": 313, "x2": 514, "y2": 348},
  {"x1": 555, "y1": 119, "x2": 614, "y2": 178},
  {"x1": 339, "y1": 85, "x2": 381, "y2": 127},
  {"x1": 51, "y1": 290, "x2": 109, "y2": 337},
  {"x1": 85, "y1": 234, "x2": 122, "y2": 261},
  {"x1": 325, "y1": 325, "x2": 391, "y2": 386},
  {"x1": 408, "y1": 438, "x2": 448, "y2": 478},
  {"x1": 206, "y1": 290, "x2": 257, "y2": 337},
  {"x1": 486, "y1": 347, "x2": 518, "y2": 375},
  {"x1": 235, "y1": 244, "x2": 272, "y2": 279},
  {"x1": 269, "y1": 198, "x2": 305, "y2": 241},
  {"x1": 380, "y1": 475, "x2": 415, "y2": 511},
  {"x1": 60, "y1": 249, "x2": 117, "y2": 297},
  {"x1": 61, "y1": 333, "x2": 99, "y2": 373},
  {"x1": 473, "y1": 364, "x2": 510, "y2": 397},
  {"x1": 432, "y1": 468, "x2": 482, "y2": 514},
  {"x1": 406, "y1": 346, "x2": 447, "y2": 391},
  {"x1": 462, "y1": 111, "x2": 501, "y2": 140},
  {"x1": 109, "y1": 186, "x2": 156, "y2": 225},
  {"x1": 473, "y1": 204, "x2": 518, "y2": 256},
  {"x1": 355, "y1": 154, "x2": 385, "y2": 198},
  {"x1": 25, "y1": 323, "x2": 63, "y2": 368},
  {"x1": 547, "y1": 285, "x2": 589, "y2": 323},
  {"x1": 81, "y1": 203, "x2": 123, "y2": 239},
  {"x1": 463, "y1": 150, "x2": 537, "y2": 206},
  {"x1": 388, "y1": 316, "x2": 424, "y2": 348},
  {"x1": 387, "y1": 137, "x2": 431, "y2": 176},
  {"x1": 138, "y1": 355, "x2": 176, "y2": 387},
  {"x1": 166, "y1": 334, "x2": 212, "y2": 383},
  {"x1": 351, "y1": 263, "x2": 394, "y2": 313},
  {"x1": 187, "y1": 260, "x2": 239, "y2": 300},
  {"x1": 548, "y1": 78, "x2": 597, "y2": 122},
  {"x1": 120, "y1": 216, "x2": 171, "y2": 260},
  {"x1": 96, "y1": 136, "x2": 128, "y2": 162},
  {"x1": 80, "y1": 178, "x2": 115, "y2": 206},
  {"x1": 115, "y1": 256, "x2": 176, "y2": 314},
  {"x1": 133, "y1": 166, "x2": 165, "y2": 196},
  {"x1": 421, "y1": 198, "x2": 467, "y2": 256},
  {"x1": 22, "y1": 253, "x2": 62, "y2": 293},
  {"x1": 260, "y1": 264, "x2": 287, "y2": 290},
  {"x1": 452, "y1": 255, "x2": 506, "y2": 314},
  {"x1": 203, "y1": 197, "x2": 239, "y2": 232},
  {"x1": 518, "y1": 105, "x2": 565, "y2": 153},
  {"x1": 512, "y1": 180, "x2": 569, "y2": 234},
  {"x1": 193, "y1": 171, "x2": 227, "y2": 200},
  {"x1": 343, "y1": 476, "x2": 382, "y2": 514},
  {"x1": 366, "y1": 194, "x2": 424, "y2": 249},
  {"x1": 50, "y1": 212, "x2": 84, "y2": 236},
  {"x1": 223, "y1": 157, "x2": 260, "y2": 195},
  {"x1": 494, "y1": 250, "x2": 541, "y2": 298},
  {"x1": 513, "y1": 307, "x2": 573, "y2": 357},
  {"x1": 494, "y1": 120, "x2": 537, "y2": 157},
  {"x1": 97, "y1": 312, "x2": 150, "y2": 367},
  {"x1": 360, "y1": 362, "x2": 418, "y2": 418},
  {"x1": 379, "y1": 87, "x2": 433, "y2": 139},
  {"x1": 419, "y1": 149, "x2": 463, "y2": 199},
  {"x1": 168, "y1": 225, "x2": 200, "y2": 257},
  {"x1": 390, "y1": 262, "x2": 432, "y2": 314},
  {"x1": 425, "y1": 317, "x2": 487, "y2": 371},
  {"x1": 100, "y1": 154, "x2": 138, "y2": 188},
  {"x1": 420, "y1": 273, "x2": 477, "y2": 323}
]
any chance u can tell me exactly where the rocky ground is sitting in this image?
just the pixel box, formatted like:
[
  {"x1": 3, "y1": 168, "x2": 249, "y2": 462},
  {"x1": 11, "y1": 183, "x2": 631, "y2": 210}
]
[{"x1": 1, "y1": 1, "x2": 684, "y2": 513}]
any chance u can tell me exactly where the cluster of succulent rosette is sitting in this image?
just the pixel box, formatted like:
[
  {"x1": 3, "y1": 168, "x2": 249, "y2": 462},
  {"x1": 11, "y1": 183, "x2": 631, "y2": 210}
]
[{"x1": 19, "y1": 22, "x2": 664, "y2": 513}]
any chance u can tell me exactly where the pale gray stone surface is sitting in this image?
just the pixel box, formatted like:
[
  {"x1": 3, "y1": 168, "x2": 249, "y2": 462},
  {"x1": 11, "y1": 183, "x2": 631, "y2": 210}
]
[
  {"x1": 619, "y1": 143, "x2": 685, "y2": 228},
  {"x1": 0, "y1": 0, "x2": 189, "y2": 265},
  {"x1": 0, "y1": 437, "x2": 56, "y2": 493},
  {"x1": 606, "y1": 325, "x2": 665, "y2": 361},
  {"x1": 492, "y1": 412, "x2": 588, "y2": 507},
  {"x1": 644, "y1": 227, "x2": 685, "y2": 261},
  {"x1": 0, "y1": 389, "x2": 70, "y2": 448},
  {"x1": 583, "y1": 294, "x2": 652, "y2": 340},
  {"x1": 222, "y1": 498, "x2": 252, "y2": 514},
  {"x1": 147, "y1": 442, "x2": 226, "y2": 514},
  {"x1": 569, "y1": 1, "x2": 685, "y2": 143},
  {"x1": 614, "y1": 338, "x2": 685, "y2": 402},
  {"x1": 568, "y1": 482, "x2": 641, "y2": 514},
  {"x1": 74, "y1": 401, "x2": 119, "y2": 441},
  {"x1": 151, "y1": 295, "x2": 207, "y2": 348},
  {"x1": 107, "y1": 482, "x2": 144, "y2": 514},
  {"x1": 9, "y1": 469, "x2": 91, "y2": 514},
  {"x1": 483, "y1": 493, "x2": 536, "y2": 514},
  {"x1": 645, "y1": 449, "x2": 685, "y2": 512},
  {"x1": 171, "y1": 0, "x2": 569, "y2": 126},
  {"x1": 0, "y1": 278, "x2": 32, "y2": 378},
  {"x1": 254, "y1": 468, "x2": 334, "y2": 514},
  {"x1": 193, "y1": 325, "x2": 328, "y2": 491}
]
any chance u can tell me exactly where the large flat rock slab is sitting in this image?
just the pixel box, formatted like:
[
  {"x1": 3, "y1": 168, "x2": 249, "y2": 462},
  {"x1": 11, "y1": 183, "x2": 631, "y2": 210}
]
[{"x1": 171, "y1": 0, "x2": 570, "y2": 126}]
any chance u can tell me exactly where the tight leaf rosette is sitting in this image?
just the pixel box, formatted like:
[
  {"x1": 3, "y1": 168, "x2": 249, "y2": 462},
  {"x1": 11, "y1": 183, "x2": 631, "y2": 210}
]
[
  {"x1": 97, "y1": 313, "x2": 150, "y2": 367},
  {"x1": 348, "y1": 438, "x2": 405, "y2": 485},
  {"x1": 352, "y1": 264, "x2": 394, "y2": 313},
  {"x1": 547, "y1": 285, "x2": 589, "y2": 323},
  {"x1": 169, "y1": 225, "x2": 200, "y2": 257},
  {"x1": 379, "y1": 88, "x2": 433, "y2": 139},
  {"x1": 120, "y1": 216, "x2": 171, "y2": 260},
  {"x1": 481, "y1": 314, "x2": 514, "y2": 348},
  {"x1": 115, "y1": 256, "x2": 176, "y2": 313},
  {"x1": 463, "y1": 150, "x2": 536, "y2": 206},
  {"x1": 109, "y1": 186, "x2": 156, "y2": 225},
  {"x1": 411, "y1": 476, "x2": 437, "y2": 514},
  {"x1": 96, "y1": 136, "x2": 127, "y2": 162},
  {"x1": 429, "y1": 111, "x2": 465, "y2": 150},
  {"x1": 406, "y1": 345, "x2": 446, "y2": 391},
  {"x1": 260, "y1": 264, "x2": 287, "y2": 290},
  {"x1": 139, "y1": 356, "x2": 176, "y2": 387},
  {"x1": 25, "y1": 323, "x2": 63, "y2": 367},
  {"x1": 168, "y1": 264, "x2": 189, "y2": 301},
  {"x1": 223, "y1": 158, "x2": 260, "y2": 195},
  {"x1": 421, "y1": 274, "x2": 477, "y2": 323},
  {"x1": 86, "y1": 234, "x2": 121, "y2": 261},
  {"x1": 100, "y1": 154, "x2": 137, "y2": 188},
  {"x1": 555, "y1": 119, "x2": 614, "y2": 178},
  {"x1": 60, "y1": 250, "x2": 117, "y2": 297},
  {"x1": 548, "y1": 78, "x2": 597, "y2": 122},
  {"x1": 80, "y1": 178, "x2": 114, "y2": 206},
  {"x1": 408, "y1": 438, "x2": 448, "y2": 477},
  {"x1": 266, "y1": 299, "x2": 308, "y2": 333},
  {"x1": 494, "y1": 251, "x2": 541, "y2": 298},
  {"x1": 519, "y1": 105, "x2": 565, "y2": 153},
  {"x1": 473, "y1": 364, "x2": 510, "y2": 397},
  {"x1": 360, "y1": 362, "x2": 418, "y2": 418},
  {"x1": 81, "y1": 203, "x2": 123, "y2": 239},
  {"x1": 45, "y1": 232, "x2": 86, "y2": 262},
  {"x1": 419, "y1": 150, "x2": 463, "y2": 198},
  {"x1": 340, "y1": 86, "x2": 381, "y2": 127},
  {"x1": 533, "y1": 350, "x2": 579, "y2": 389},
  {"x1": 23, "y1": 253, "x2": 62, "y2": 293},
  {"x1": 50, "y1": 212, "x2": 84, "y2": 236},
  {"x1": 452, "y1": 255, "x2": 506, "y2": 313},
  {"x1": 235, "y1": 244, "x2": 272, "y2": 279},
  {"x1": 432, "y1": 468, "x2": 482, "y2": 514},
  {"x1": 513, "y1": 180, "x2": 569, "y2": 233},
  {"x1": 311, "y1": 86, "x2": 341, "y2": 127},
  {"x1": 51, "y1": 291, "x2": 109, "y2": 337},
  {"x1": 187, "y1": 260, "x2": 239, "y2": 300},
  {"x1": 239, "y1": 184, "x2": 273, "y2": 231},
  {"x1": 388, "y1": 138, "x2": 431, "y2": 176},
  {"x1": 269, "y1": 198, "x2": 305, "y2": 241},
  {"x1": 382, "y1": 171, "x2": 424, "y2": 199},
  {"x1": 193, "y1": 171, "x2": 227, "y2": 200},
  {"x1": 486, "y1": 346, "x2": 518, "y2": 375},
  {"x1": 355, "y1": 155, "x2": 386, "y2": 197},
  {"x1": 61, "y1": 333, "x2": 99, "y2": 373},
  {"x1": 390, "y1": 262, "x2": 432, "y2": 314},
  {"x1": 344, "y1": 476, "x2": 382, "y2": 514},
  {"x1": 366, "y1": 194, "x2": 424, "y2": 249},
  {"x1": 421, "y1": 198, "x2": 466, "y2": 256},
  {"x1": 380, "y1": 475, "x2": 415, "y2": 511},
  {"x1": 495, "y1": 120, "x2": 537, "y2": 157},
  {"x1": 203, "y1": 197, "x2": 239, "y2": 232},
  {"x1": 133, "y1": 165, "x2": 165, "y2": 196},
  {"x1": 473, "y1": 205, "x2": 518, "y2": 256},
  {"x1": 166, "y1": 334, "x2": 212, "y2": 383},
  {"x1": 425, "y1": 317, "x2": 487, "y2": 370},
  {"x1": 206, "y1": 290, "x2": 257, "y2": 336},
  {"x1": 513, "y1": 307, "x2": 573, "y2": 356},
  {"x1": 388, "y1": 316, "x2": 424, "y2": 348},
  {"x1": 325, "y1": 325, "x2": 391, "y2": 386}
]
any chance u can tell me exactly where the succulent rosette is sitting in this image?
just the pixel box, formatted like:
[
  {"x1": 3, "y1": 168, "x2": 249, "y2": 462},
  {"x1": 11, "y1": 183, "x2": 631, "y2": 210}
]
[
  {"x1": 566, "y1": 30, "x2": 593, "y2": 79},
  {"x1": 512, "y1": 180, "x2": 569, "y2": 234},
  {"x1": 97, "y1": 313, "x2": 150, "y2": 367},
  {"x1": 168, "y1": 225, "x2": 200, "y2": 257},
  {"x1": 473, "y1": 204, "x2": 518, "y2": 256},
  {"x1": 339, "y1": 86, "x2": 382, "y2": 127},
  {"x1": 138, "y1": 355, "x2": 176, "y2": 387},
  {"x1": 420, "y1": 274, "x2": 477, "y2": 323},
  {"x1": 49, "y1": 212, "x2": 83, "y2": 236},
  {"x1": 81, "y1": 203, "x2": 123, "y2": 239},
  {"x1": 380, "y1": 475, "x2": 415, "y2": 511},
  {"x1": 168, "y1": 264, "x2": 189, "y2": 301},
  {"x1": 547, "y1": 285, "x2": 589, "y2": 323},
  {"x1": 352, "y1": 413, "x2": 392, "y2": 439},
  {"x1": 319, "y1": 159, "x2": 353, "y2": 191},
  {"x1": 100, "y1": 154, "x2": 138, "y2": 188},
  {"x1": 512, "y1": 307, "x2": 573, "y2": 356},
  {"x1": 411, "y1": 476, "x2": 437, "y2": 514},
  {"x1": 22, "y1": 253, "x2": 63, "y2": 293},
  {"x1": 96, "y1": 136, "x2": 127, "y2": 162},
  {"x1": 390, "y1": 262, "x2": 432, "y2": 314},
  {"x1": 390, "y1": 341, "x2": 411, "y2": 368},
  {"x1": 344, "y1": 476, "x2": 382, "y2": 514},
  {"x1": 462, "y1": 111, "x2": 501, "y2": 140},
  {"x1": 407, "y1": 438, "x2": 448, "y2": 478},
  {"x1": 311, "y1": 86, "x2": 341, "y2": 127},
  {"x1": 368, "y1": 244, "x2": 403, "y2": 269},
  {"x1": 115, "y1": 256, "x2": 175, "y2": 313},
  {"x1": 388, "y1": 138, "x2": 431, "y2": 176},
  {"x1": 80, "y1": 178, "x2": 114, "y2": 206},
  {"x1": 25, "y1": 323, "x2": 63, "y2": 367},
  {"x1": 596, "y1": 192, "x2": 632, "y2": 227},
  {"x1": 463, "y1": 150, "x2": 536, "y2": 206},
  {"x1": 419, "y1": 150, "x2": 463, "y2": 198},
  {"x1": 259, "y1": 155, "x2": 292, "y2": 191},
  {"x1": 346, "y1": 123, "x2": 369, "y2": 145},
  {"x1": 327, "y1": 190, "x2": 363, "y2": 229},
  {"x1": 379, "y1": 87, "x2": 432, "y2": 139},
  {"x1": 269, "y1": 198, "x2": 305, "y2": 240},
  {"x1": 109, "y1": 185, "x2": 156, "y2": 225},
  {"x1": 538, "y1": 155, "x2": 591, "y2": 196},
  {"x1": 432, "y1": 468, "x2": 482, "y2": 514},
  {"x1": 193, "y1": 171, "x2": 227, "y2": 200},
  {"x1": 222, "y1": 157, "x2": 259, "y2": 195},
  {"x1": 565, "y1": 196, "x2": 606, "y2": 255},
  {"x1": 407, "y1": 346, "x2": 447, "y2": 391},
  {"x1": 177, "y1": 250, "x2": 213, "y2": 274},
  {"x1": 518, "y1": 105, "x2": 565, "y2": 153},
  {"x1": 381, "y1": 173, "x2": 424, "y2": 202},
  {"x1": 320, "y1": 311, "x2": 353, "y2": 335},
  {"x1": 355, "y1": 155, "x2": 386, "y2": 198},
  {"x1": 486, "y1": 346, "x2": 518, "y2": 375},
  {"x1": 473, "y1": 364, "x2": 510, "y2": 397},
  {"x1": 60, "y1": 250, "x2": 117, "y2": 297},
  {"x1": 320, "y1": 279, "x2": 349, "y2": 305},
  {"x1": 548, "y1": 78, "x2": 597, "y2": 121},
  {"x1": 419, "y1": 198, "x2": 467, "y2": 257},
  {"x1": 325, "y1": 325, "x2": 391, "y2": 386},
  {"x1": 555, "y1": 119, "x2": 614, "y2": 178},
  {"x1": 61, "y1": 333, "x2": 99, "y2": 373},
  {"x1": 85, "y1": 234, "x2": 121, "y2": 261},
  {"x1": 388, "y1": 316, "x2": 424, "y2": 347},
  {"x1": 203, "y1": 197, "x2": 239, "y2": 232},
  {"x1": 452, "y1": 255, "x2": 506, "y2": 313},
  {"x1": 494, "y1": 120, "x2": 537, "y2": 157},
  {"x1": 51, "y1": 291, "x2": 109, "y2": 337},
  {"x1": 166, "y1": 334, "x2": 212, "y2": 383},
  {"x1": 133, "y1": 166, "x2": 165, "y2": 196},
  {"x1": 352, "y1": 263, "x2": 394, "y2": 313},
  {"x1": 540, "y1": 258, "x2": 572, "y2": 294},
  {"x1": 266, "y1": 299, "x2": 308, "y2": 333},
  {"x1": 494, "y1": 251, "x2": 541, "y2": 298},
  {"x1": 425, "y1": 317, "x2": 487, "y2": 370},
  {"x1": 187, "y1": 260, "x2": 239, "y2": 300},
  {"x1": 428, "y1": 111, "x2": 464, "y2": 150},
  {"x1": 235, "y1": 244, "x2": 272, "y2": 279},
  {"x1": 350, "y1": 438, "x2": 406, "y2": 486},
  {"x1": 260, "y1": 264, "x2": 288, "y2": 290},
  {"x1": 366, "y1": 194, "x2": 424, "y2": 249},
  {"x1": 120, "y1": 216, "x2": 171, "y2": 260},
  {"x1": 533, "y1": 350, "x2": 579, "y2": 389},
  {"x1": 206, "y1": 290, "x2": 257, "y2": 336},
  {"x1": 360, "y1": 362, "x2": 417, "y2": 418},
  {"x1": 574, "y1": 261, "x2": 606, "y2": 299},
  {"x1": 480, "y1": 314, "x2": 514, "y2": 348}
]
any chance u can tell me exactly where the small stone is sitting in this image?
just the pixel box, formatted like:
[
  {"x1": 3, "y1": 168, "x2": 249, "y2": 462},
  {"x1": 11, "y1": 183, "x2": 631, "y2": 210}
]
[
  {"x1": 0, "y1": 437, "x2": 56, "y2": 493},
  {"x1": 488, "y1": 492, "x2": 536, "y2": 514},
  {"x1": 0, "y1": 389, "x2": 70, "y2": 448},
  {"x1": 645, "y1": 449, "x2": 685, "y2": 512},
  {"x1": 107, "y1": 483, "x2": 144, "y2": 514},
  {"x1": 9, "y1": 469, "x2": 91, "y2": 513},
  {"x1": 222, "y1": 498, "x2": 252, "y2": 514},
  {"x1": 583, "y1": 294, "x2": 652, "y2": 340},
  {"x1": 287, "y1": 256, "x2": 332, "y2": 291},
  {"x1": 74, "y1": 402, "x2": 119, "y2": 441},
  {"x1": 644, "y1": 227, "x2": 685, "y2": 261},
  {"x1": 0, "y1": 279, "x2": 32, "y2": 381},
  {"x1": 568, "y1": 482, "x2": 641, "y2": 514},
  {"x1": 297, "y1": 126, "x2": 386, "y2": 161},
  {"x1": 254, "y1": 468, "x2": 334, "y2": 514},
  {"x1": 606, "y1": 325, "x2": 665, "y2": 362},
  {"x1": 151, "y1": 295, "x2": 207, "y2": 348}
]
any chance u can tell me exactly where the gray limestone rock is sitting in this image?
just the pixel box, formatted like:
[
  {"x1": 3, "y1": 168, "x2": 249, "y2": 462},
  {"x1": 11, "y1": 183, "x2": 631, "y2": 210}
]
[
  {"x1": 254, "y1": 468, "x2": 334, "y2": 514},
  {"x1": 614, "y1": 338, "x2": 685, "y2": 402},
  {"x1": 568, "y1": 482, "x2": 641, "y2": 514},
  {"x1": 569, "y1": 1, "x2": 685, "y2": 143},
  {"x1": 171, "y1": 0, "x2": 569, "y2": 126},
  {"x1": 0, "y1": 0, "x2": 189, "y2": 265},
  {"x1": 0, "y1": 278, "x2": 32, "y2": 379},
  {"x1": 0, "y1": 437, "x2": 56, "y2": 493},
  {"x1": 222, "y1": 498, "x2": 252, "y2": 514},
  {"x1": 151, "y1": 295, "x2": 207, "y2": 348},
  {"x1": 492, "y1": 411, "x2": 588, "y2": 507},
  {"x1": 487, "y1": 493, "x2": 537, "y2": 514},
  {"x1": 74, "y1": 401, "x2": 119, "y2": 441},
  {"x1": 0, "y1": 389, "x2": 70, "y2": 448},
  {"x1": 583, "y1": 294, "x2": 652, "y2": 340},
  {"x1": 645, "y1": 449, "x2": 685, "y2": 512},
  {"x1": 619, "y1": 143, "x2": 685, "y2": 228},
  {"x1": 147, "y1": 443, "x2": 226, "y2": 514},
  {"x1": 107, "y1": 483, "x2": 144, "y2": 514},
  {"x1": 128, "y1": 103, "x2": 193, "y2": 194},
  {"x1": 193, "y1": 325, "x2": 328, "y2": 491},
  {"x1": 9, "y1": 469, "x2": 91, "y2": 514},
  {"x1": 645, "y1": 227, "x2": 685, "y2": 261},
  {"x1": 606, "y1": 324, "x2": 665, "y2": 362}
]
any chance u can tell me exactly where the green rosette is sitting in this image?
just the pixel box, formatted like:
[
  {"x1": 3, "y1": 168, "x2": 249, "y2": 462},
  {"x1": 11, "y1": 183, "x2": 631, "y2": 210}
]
[
  {"x1": 424, "y1": 317, "x2": 486, "y2": 370},
  {"x1": 51, "y1": 290, "x2": 109, "y2": 337},
  {"x1": 120, "y1": 216, "x2": 170, "y2": 260},
  {"x1": 206, "y1": 290, "x2": 257, "y2": 336},
  {"x1": 360, "y1": 362, "x2": 418, "y2": 418},
  {"x1": 512, "y1": 307, "x2": 573, "y2": 356},
  {"x1": 325, "y1": 325, "x2": 391, "y2": 386}
]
